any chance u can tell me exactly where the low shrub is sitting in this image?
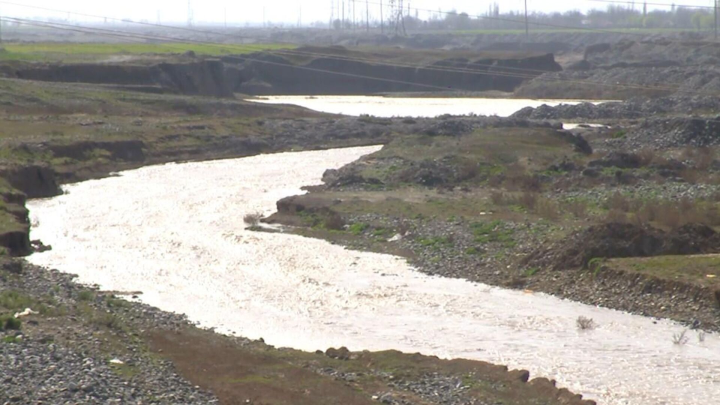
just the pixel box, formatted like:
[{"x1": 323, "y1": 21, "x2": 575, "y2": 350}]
[
  {"x1": 535, "y1": 198, "x2": 560, "y2": 221},
  {"x1": 0, "y1": 315, "x2": 21, "y2": 331},
  {"x1": 576, "y1": 316, "x2": 596, "y2": 331},
  {"x1": 78, "y1": 290, "x2": 95, "y2": 302},
  {"x1": 566, "y1": 199, "x2": 589, "y2": 219},
  {"x1": 323, "y1": 212, "x2": 345, "y2": 231},
  {"x1": 243, "y1": 212, "x2": 262, "y2": 227},
  {"x1": 672, "y1": 329, "x2": 689, "y2": 345}
]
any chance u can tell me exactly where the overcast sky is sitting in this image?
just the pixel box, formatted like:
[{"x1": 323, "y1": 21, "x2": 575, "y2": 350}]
[{"x1": 0, "y1": 0, "x2": 714, "y2": 25}]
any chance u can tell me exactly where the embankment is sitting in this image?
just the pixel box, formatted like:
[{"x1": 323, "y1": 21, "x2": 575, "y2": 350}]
[
  {"x1": 226, "y1": 47, "x2": 561, "y2": 94},
  {"x1": 0, "y1": 59, "x2": 236, "y2": 97},
  {"x1": 0, "y1": 46, "x2": 563, "y2": 97}
]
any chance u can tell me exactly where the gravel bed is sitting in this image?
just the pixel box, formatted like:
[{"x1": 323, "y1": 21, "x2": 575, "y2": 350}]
[{"x1": 0, "y1": 260, "x2": 218, "y2": 405}]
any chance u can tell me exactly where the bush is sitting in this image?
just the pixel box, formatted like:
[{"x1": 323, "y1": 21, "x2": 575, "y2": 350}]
[
  {"x1": 323, "y1": 212, "x2": 345, "y2": 231},
  {"x1": 566, "y1": 199, "x2": 589, "y2": 219},
  {"x1": 78, "y1": 290, "x2": 95, "y2": 302},
  {"x1": 605, "y1": 209, "x2": 627, "y2": 223},
  {"x1": 576, "y1": 316, "x2": 596, "y2": 330},
  {"x1": 672, "y1": 329, "x2": 689, "y2": 345},
  {"x1": 243, "y1": 212, "x2": 263, "y2": 227},
  {"x1": 0, "y1": 315, "x2": 21, "y2": 331},
  {"x1": 606, "y1": 192, "x2": 630, "y2": 212},
  {"x1": 490, "y1": 191, "x2": 508, "y2": 206},
  {"x1": 535, "y1": 198, "x2": 560, "y2": 220},
  {"x1": 518, "y1": 192, "x2": 538, "y2": 211}
]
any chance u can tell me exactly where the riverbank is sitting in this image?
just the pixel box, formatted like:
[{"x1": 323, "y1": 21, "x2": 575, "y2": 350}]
[
  {"x1": 0, "y1": 78, "x2": 598, "y2": 404},
  {"x1": 3, "y1": 258, "x2": 595, "y2": 405},
  {"x1": 265, "y1": 118, "x2": 720, "y2": 332}
]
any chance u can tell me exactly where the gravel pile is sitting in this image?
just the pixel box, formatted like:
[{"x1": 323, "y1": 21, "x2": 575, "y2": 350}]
[
  {"x1": 317, "y1": 367, "x2": 486, "y2": 405},
  {"x1": 512, "y1": 96, "x2": 720, "y2": 121},
  {"x1": 622, "y1": 116, "x2": 720, "y2": 149},
  {"x1": 517, "y1": 65, "x2": 720, "y2": 99},
  {"x1": 1, "y1": 341, "x2": 213, "y2": 404},
  {"x1": 262, "y1": 116, "x2": 559, "y2": 150},
  {"x1": 0, "y1": 260, "x2": 218, "y2": 405}
]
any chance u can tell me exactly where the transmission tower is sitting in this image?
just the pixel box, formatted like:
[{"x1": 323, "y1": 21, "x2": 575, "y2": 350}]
[
  {"x1": 392, "y1": 0, "x2": 406, "y2": 36},
  {"x1": 187, "y1": 0, "x2": 194, "y2": 27}
]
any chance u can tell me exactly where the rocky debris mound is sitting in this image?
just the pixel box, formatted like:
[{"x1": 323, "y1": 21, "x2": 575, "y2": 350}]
[
  {"x1": 516, "y1": 64, "x2": 720, "y2": 99},
  {"x1": 584, "y1": 39, "x2": 720, "y2": 66},
  {"x1": 623, "y1": 117, "x2": 720, "y2": 149},
  {"x1": 512, "y1": 96, "x2": 720, "y2": 121},
  {"x1": 525, "y1": 223, "x2": 720, "y2": 270}
]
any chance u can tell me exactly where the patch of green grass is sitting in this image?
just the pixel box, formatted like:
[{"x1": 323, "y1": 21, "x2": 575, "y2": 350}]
[
  {"x1": 0, "y1": 290, "x2": 34, "y2": 311},
  {"x1": 0, "y1": 42, "x2": 296, "y2": 62},
  {"x1": 611, "y1": 130, "x2": 627, "y2": 139},
  {"x1": 465, "y1": 247, "x2": 482, "y2": 255},
  {"x1": 106, "y1": 297, "x2": 130, "y2": 309},
  {"x1": 110, "y1": 363, "x2": 141, "y2": 379},
  {"x1": 418, "y1": 236, "x2": 453, "y2": 249},
  {"x1": 2, "y1": 335, "x2": 21, "y2": 344},
  {"x1": 348, "y1": 222, "x2": 369, "y2": 235},
  {"x1": 523, "y1": 268, "x2": 539, "y2": 277},
  {"x1": 78, "y1": 290, "x2": 95, "y2": 302},
  {"x1": 471, "y1": 220, "x2": 516, "y2": 247},
  {"x1": 93, "y1": 312, "x2": 124, "y2": 331},
  {"x1": 608, "y1": 255, "x2": 720, "y2": 288}
]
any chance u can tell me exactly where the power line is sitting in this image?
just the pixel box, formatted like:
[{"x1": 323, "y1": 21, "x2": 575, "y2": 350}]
[
  {"x1": 1, "y1": 2, "x2": 719, "y2": 97},
  {"x1": 0, "y1": 16, "x2": 463, "y2": 92},
  {"x1": 587, "y1": 0, "x2": 714, "y2": 9},
  {"x1": 0, "y1": 0, "x2": 712, "y2": 74},
  {"x1": 0, "y1": 1, "x2": 252, "y2": 42},
  {"x1": 362, "y1": 0, "x2": 712, "y2": 38},
  {"x1": 2, "y1": 0, "x2": 717, "y2": 47}
]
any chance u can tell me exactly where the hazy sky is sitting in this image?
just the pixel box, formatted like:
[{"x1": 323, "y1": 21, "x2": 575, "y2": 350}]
[{"x1": 0, "y1": 0, "x2": 713, "y2": 25}]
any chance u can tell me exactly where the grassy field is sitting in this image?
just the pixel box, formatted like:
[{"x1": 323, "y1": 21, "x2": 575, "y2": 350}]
[
  {"x1": 0, "y1": 42, "x2": 295, "y2": 62},
  {"x1": 608, "y1": 255, "x2": 720, "y2": 289}
]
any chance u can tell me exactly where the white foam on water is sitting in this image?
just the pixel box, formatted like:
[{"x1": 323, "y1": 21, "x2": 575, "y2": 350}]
[
  {"x1": 28, "y1": 146, "x2": 719, "y2": 405},
  {"x1": 249, "y1": 96, "x2": 605, "y2": 118}
]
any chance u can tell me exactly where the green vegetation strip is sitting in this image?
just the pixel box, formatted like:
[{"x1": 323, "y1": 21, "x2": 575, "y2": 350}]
[
  {"x1": 608, "y1": 255, "x2": 720, "y2": 288},
  {"x1": 0, "y1": 42, "x2": 296, "y2": 61}
]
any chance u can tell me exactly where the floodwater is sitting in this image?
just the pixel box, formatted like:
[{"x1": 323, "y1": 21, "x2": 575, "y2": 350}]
[
  {"x1": 249, "y1": 95, "x2": 602, "y2": 118},
  {"x1": 28, "y1": 146, "x2": 719, "y2": 405}
]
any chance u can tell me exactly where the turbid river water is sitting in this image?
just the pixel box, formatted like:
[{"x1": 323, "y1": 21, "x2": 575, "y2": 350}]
[
  {"x1": 249, "y1": 95, "x2": 604, "y2": 118},
  {"x1": 28, "y1": 146, "x2": 719, "y2": 405}
]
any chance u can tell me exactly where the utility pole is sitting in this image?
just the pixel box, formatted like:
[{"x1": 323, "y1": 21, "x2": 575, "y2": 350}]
[
  {"x1": 1, "y1": 3, "x2": 4, "y2": 46},
  {"x1": 342, "y1": 0, "x2": 345, "y2": 30},
  {"x1": 524, "y1": 0, "x2": 529, "y2": 38},
  {"x1": 366, "y1": 0, "x2": 370, "y2": 32},
  {"x1": 187, "y1": 0, "x2": 194, "y2": 27},
  {"x1": 715, "y1": 0, "x2": 718, "y2": 40},
  {"x1": 380, "y1": 0, "x2": 384, "y2": 33}
]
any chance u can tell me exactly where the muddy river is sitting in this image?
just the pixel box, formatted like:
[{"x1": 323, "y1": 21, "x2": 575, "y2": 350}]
[
  {"x1": 249, "y1": 95, "x2": 603, "y2": 118},
  {"x1": 28, "y1": 146, "x2": 719, "y2": 405}
]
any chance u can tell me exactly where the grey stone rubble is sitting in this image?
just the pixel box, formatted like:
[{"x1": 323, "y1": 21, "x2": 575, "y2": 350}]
[{"x1": 0, "y1": 260, "x2": 218, "y2": 405}]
